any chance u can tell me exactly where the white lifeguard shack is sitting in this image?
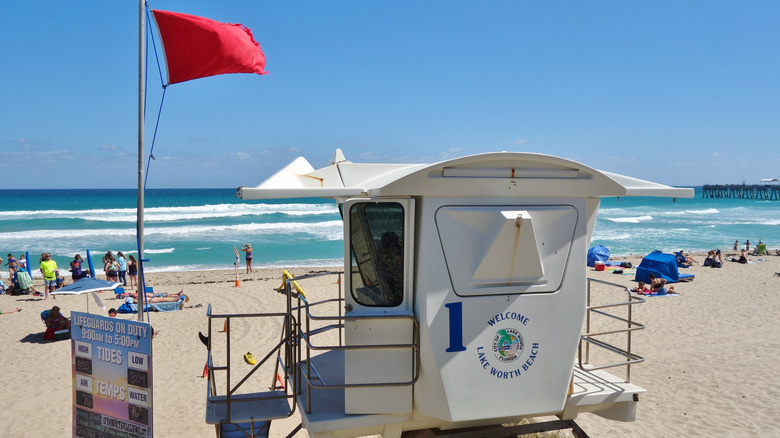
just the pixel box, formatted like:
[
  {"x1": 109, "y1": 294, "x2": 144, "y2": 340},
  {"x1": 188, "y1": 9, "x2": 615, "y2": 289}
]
[{"x1": 205, "y1": 150, "x2": 693, "y2": 437}]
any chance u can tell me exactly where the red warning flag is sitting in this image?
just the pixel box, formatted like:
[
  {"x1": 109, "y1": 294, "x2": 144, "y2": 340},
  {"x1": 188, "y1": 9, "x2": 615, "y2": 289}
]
[{"x1": 152, "y1": 9, "x2": 267, "y2": 84}]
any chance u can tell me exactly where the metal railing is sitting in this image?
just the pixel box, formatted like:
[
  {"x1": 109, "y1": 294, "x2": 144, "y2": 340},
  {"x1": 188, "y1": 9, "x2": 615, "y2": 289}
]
[
  {"x1": 281, "y1": 271, "x2": 421, "y2": 414},
  {"x1": 205, "y1": 269, "x2": 421, "y2": 428},
  {"x1": 578, "y1": 278, "x2": 645, "y2": 382},
  {"x1": 204, "y1": 303, "x2": 297, "y2": 427}
]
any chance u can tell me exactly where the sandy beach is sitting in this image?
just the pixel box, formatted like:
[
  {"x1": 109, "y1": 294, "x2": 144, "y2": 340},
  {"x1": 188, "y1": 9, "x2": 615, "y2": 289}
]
[{"x1": 1, "y1": 253, "x2": 779, "y2": 437}]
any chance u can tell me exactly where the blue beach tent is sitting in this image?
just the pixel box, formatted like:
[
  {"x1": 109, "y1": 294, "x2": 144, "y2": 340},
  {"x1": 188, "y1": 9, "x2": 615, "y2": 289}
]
[
  {"x1": 587, "y1": 245, "x2": 610, "y2": 267},
  {"x1": 634, "y1": 251, "x2": 695, "y2": 284}
]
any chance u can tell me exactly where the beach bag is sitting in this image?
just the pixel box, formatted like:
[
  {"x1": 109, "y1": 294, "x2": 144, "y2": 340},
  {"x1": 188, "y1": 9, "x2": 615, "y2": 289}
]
[
  {"x1": 711, "y1": 260, "x2": 723, "y2": 268},
  {"x1": 17, "y1": 271, "x2": 33, "y2": 290},
  {"x1": 620, "y1": 262, "x2": 633, "y2": 268}
]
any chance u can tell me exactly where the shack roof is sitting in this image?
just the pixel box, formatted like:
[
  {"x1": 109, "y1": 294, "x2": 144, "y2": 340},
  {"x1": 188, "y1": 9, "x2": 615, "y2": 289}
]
[{"x1": 238, "y1": 150, "x2": 693, "y2": 200}]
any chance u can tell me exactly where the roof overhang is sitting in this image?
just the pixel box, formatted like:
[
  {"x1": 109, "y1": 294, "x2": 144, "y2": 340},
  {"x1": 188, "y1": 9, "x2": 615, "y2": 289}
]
[{"x1": 238, "y1": 150, "x2": 694, "y2": 200}]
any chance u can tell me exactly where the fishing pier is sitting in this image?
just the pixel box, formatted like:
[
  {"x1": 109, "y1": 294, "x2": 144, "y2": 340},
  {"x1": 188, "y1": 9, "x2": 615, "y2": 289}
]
[{"x1": 702, "y1": 183, "x2": 780, "y2": 200}]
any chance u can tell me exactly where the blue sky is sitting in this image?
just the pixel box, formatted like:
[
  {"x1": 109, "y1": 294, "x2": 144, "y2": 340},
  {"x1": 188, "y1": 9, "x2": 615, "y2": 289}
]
[{"x1": 2, "y1": 1, "x2": 778, "y2": 189}]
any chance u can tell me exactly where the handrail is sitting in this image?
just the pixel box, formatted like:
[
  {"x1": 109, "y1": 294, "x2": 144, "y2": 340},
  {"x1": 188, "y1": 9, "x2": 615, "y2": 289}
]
[
  {"x1": 280, "y1": 271, "x2": 421, "y2": 414},
  {"x1": 204, "y1": 269, "x2": 422, "y2": 423},
  {"x1": 203, "y1": 304, "x2": 297, "y2": 426},
  {"x1": 578, "y1": 278, "x2": 645, "y2": 382}
]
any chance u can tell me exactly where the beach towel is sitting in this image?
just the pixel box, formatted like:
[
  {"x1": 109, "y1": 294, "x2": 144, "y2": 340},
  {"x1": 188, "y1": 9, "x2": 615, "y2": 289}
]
[
  {"x1": 605, "y1": 266, "x2": 637, "y2": 275},
  {"x1": 116, "y1": 302, "x2": 153, "y2": 313},
  {"x1": 150, "y1": 301, "x2": 181, "y2": 312},
  {"x1": 633, "y1": 291, "x2": 678, "y2": 297}
]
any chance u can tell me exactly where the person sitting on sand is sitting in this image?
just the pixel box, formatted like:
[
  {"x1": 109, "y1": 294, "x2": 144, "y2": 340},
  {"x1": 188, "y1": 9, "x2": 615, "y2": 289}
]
[
  {"x1": 679, "y1": 250, "x2": 697, "y2": 265},
  {"x1": 46, "y1": 306, "x2": 70, "y2": 330},
  {"x1": 738, "y1": 249, "x2": 748, "y2": 264},
  {"x1": 1, "y1": 307, "x2": 22, "y2": 315},
  {"x1": 648, "y1": 274, "x2": 677, "y2": 295}
]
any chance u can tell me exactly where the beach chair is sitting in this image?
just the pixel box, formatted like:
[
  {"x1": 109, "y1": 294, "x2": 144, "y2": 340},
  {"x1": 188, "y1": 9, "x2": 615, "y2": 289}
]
[
  {"x1": 755, "y1": 243, "x2": 767, "y2": 256},
  {"x1": 673, "y1": 251, "x2": 690, "y2": 267},
  {"x1": 13, "y1": 271, "x2": 33, "y2": 295},
  {"x1": 40, "y1": 310, "x2": 70, "y2": 341}
]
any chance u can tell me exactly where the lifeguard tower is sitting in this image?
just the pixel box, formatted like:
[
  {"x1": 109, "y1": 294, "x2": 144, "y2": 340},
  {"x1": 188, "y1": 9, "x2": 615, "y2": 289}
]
[{"x1": 203, "y1": 150, "x2": 693, "y2": 437}]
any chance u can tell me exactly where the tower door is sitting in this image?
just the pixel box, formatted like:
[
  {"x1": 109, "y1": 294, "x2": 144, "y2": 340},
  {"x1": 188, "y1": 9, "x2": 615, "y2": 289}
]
[{"x1": 343, "y1": 198, "x2": 415, "y2": 414}]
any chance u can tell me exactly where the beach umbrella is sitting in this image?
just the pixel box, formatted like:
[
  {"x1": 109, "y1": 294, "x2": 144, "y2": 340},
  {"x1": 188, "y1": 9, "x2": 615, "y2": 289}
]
[{"x1": 51, "y1": 277, "x2": 120, "y2": 313}]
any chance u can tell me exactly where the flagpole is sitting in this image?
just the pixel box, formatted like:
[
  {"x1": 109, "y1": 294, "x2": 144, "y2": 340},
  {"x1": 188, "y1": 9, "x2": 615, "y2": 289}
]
[{"x1": 137, "y1": 0, "x2": 146, "y2": 321}]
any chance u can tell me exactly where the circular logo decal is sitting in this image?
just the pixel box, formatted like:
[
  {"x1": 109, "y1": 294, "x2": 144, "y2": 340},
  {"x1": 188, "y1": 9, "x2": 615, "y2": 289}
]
[{"x1": 492, "y1": 328, "x2": 524, "y2": 363}]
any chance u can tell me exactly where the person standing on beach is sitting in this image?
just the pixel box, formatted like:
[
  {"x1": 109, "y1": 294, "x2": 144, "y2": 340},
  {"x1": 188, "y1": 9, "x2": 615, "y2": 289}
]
[
  {"x1": 116, "y1": 251, "x2": 127, "y2": 286},
  {"x1": 127, "y1": 255, "x2": 138, "y2": 288},
  {"x1": 745, "y1": 240, "x2": 751, "y2": 252},
  {"x1": 241, "y1": 244, "x2": 253, "y2": 273},
  {"x1": 733, "y1": 240, "x2": 739, "y2": 251},
  {"x1": 39, "y1": 253, "x2": 58, "y2": 300},
  {"x1": 105, "y1": 256, "x2": 119, "y2": 283},
  {"x1": 70, "y1": 254, "x2": 86, "y2": 281},
  {"x1": 5, "y1": 254, "x2": 19, "y2": 278}
]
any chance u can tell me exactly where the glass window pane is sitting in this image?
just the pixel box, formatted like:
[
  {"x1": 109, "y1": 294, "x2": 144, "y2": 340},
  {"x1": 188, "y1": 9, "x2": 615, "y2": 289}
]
[{"x1": 349, "y1": 202, "x2": 404, "y2": 307}]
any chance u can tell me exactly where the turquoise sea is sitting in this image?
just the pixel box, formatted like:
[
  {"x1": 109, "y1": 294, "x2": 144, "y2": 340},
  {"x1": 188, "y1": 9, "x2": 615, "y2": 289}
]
[{"x1": 0, "y1": 188, "x2": 777, "y2": 278}]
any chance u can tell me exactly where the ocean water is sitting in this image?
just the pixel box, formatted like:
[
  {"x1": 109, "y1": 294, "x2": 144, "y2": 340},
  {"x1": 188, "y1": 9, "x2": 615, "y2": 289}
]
[
  {"x1": 593, "y1": 189, "x2": 780, "y2": 256},
  {"x1": 0, "y1": 189, "x2": 343, "y2": 278},
  {"x1": 1, "y1": 188, "x2": 778, "y2": 278}
]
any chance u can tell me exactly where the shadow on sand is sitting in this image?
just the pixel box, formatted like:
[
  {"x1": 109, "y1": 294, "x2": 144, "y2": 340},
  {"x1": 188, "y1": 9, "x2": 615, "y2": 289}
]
[{"x1": 19, "y1": 332, "x2": 57, "y2": 345}]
